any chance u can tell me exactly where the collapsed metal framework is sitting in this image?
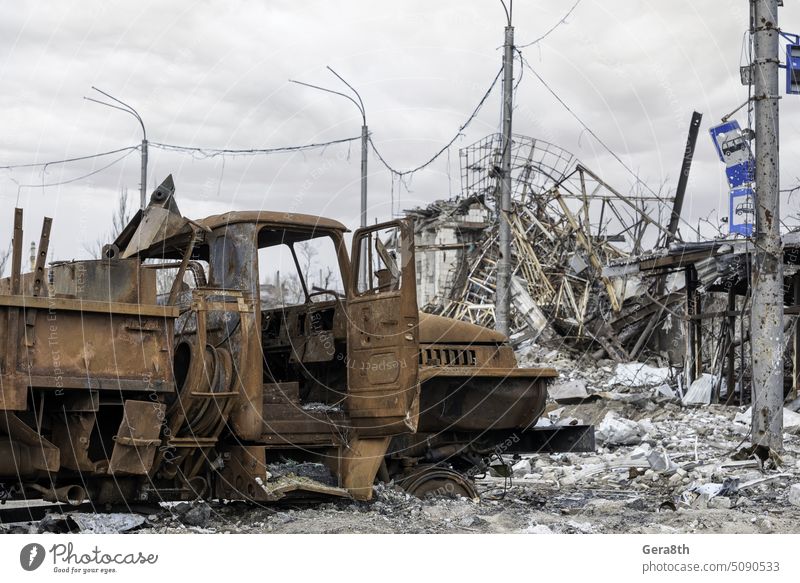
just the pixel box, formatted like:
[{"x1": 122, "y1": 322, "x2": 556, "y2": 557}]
[{"x1": 418, "y1": 134, "x2": 677, "y2": 357}]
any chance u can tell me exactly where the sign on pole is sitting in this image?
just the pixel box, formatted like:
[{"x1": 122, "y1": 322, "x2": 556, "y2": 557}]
[{"x1": 709, "y1": 120, "x2": 755, "y2": 235}]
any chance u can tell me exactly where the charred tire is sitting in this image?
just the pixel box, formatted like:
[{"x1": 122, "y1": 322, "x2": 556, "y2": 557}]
[{"x1": 398, "y1": 465, "x2": 479, "y2": 500}]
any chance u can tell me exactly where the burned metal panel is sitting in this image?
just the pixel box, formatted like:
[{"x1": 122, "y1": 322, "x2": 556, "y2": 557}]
[
  {"x1": 51, "y1": 412, "x2": 97, "y2": 473},
  {"x1": 50, "y1": 259, "x2": 156, "y2": 304},
  {"x1": 346, "y1": 220, "x2": 421, "y2": 436},
  {"x1": 108, "y1": 400, "x2": 165, "y2": 475},
  {"x1": 416, "y1": 374, "x2": 549, "y2": 432},
  {"x1": 13, "y1": 302, "x2": 174, "y2": 393}
]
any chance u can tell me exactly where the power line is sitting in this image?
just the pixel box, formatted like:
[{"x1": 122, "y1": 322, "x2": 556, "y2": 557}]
[
  {"x1": 16, "y1": 147, "x2": 139, "y2": 188},
  {"x1": 0, "y1": 145, "x2": 139, "y2": 171},
  {"x1": 149, "y1": 135, "x2": 362, "y2": 158},
  {"x1": 517, "y1": 53, "x2": 703, "y2": 239},
  {"x1": 369, "y1": 66, "x2": 504, "y2": 179},
  {"x1": 517, "y1": 0, "x2": 582, "y2": 49}
]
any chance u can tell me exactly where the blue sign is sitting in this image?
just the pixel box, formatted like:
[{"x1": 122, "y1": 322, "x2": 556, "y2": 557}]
[
  {"x1": 725, "y1": 161, "x2": 754, "y2": 189},
  {"x1": 709, "y1": 120, "x2": 754, "y2": 188},
  {"x1": 729, "y1": 186, "x2": 755, "y2": 236},
  {"x1": 788, "y1": 44, "x2": 800, "y2": 94},
  {"x1": 709, "y1": 121, "x2": 741, "y2": 162}
]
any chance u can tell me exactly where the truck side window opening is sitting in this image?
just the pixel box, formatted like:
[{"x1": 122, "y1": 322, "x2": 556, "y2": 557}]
[
  {"x1": 356, "y1": 226, "x2": 403, "y2": 295},
  {"x1": 144, "y1": 249, "x2": 210, "y2": 306},
  {"x1": 257, "y1": 230, "x2": 343, "y2": 308}
]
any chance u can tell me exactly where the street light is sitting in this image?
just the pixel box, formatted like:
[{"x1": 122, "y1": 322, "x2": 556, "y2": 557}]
[
  {"x1": 84, "y1": 87, "x2": 148, "y2": 209},
  {"x1": 290, "y1": 67, "x2": 368, "y2": 228}
]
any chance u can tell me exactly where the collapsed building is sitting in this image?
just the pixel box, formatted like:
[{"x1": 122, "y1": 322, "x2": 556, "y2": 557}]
[
  {"x1": 408, "y1": 133, "x2": 680, "y2": 356},
  {"x1": 406, "y1": 132, "x2": 800, "y2": 406}
]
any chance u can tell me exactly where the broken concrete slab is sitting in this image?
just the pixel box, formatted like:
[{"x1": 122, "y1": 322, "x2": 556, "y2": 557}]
[
  {"x1": 512, "y1": 459, "x2": 532, "y2": 478},
  {"x1": 548, "y1": 378, "x2": 591, "y2": 403},
  {"x1": 647, "y1": 447, "x2": 677, "y2": 473},
  {"x1": 654, "y1": 383, "x2": 677, "y2": 399},
  {"x1": 595, "y1": 411, "x2": 644, "y2": 445},
  {"x1": 608, "y1": 362, "x2": 671, "y2": 387}
]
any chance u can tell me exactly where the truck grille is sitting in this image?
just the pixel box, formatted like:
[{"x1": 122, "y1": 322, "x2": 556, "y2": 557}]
[{"x1": 419, "y1": 347, "x2": 477, "y2": 366}]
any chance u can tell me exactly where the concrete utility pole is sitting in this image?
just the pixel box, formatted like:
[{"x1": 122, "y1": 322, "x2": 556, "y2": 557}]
[
  {"x1": 140, "y1": 137, "x2": 148, "y2": 210},
  {"x1": 750, "y1": 0, "x2": 784, "y2": 452},
  {"x1": 495, "y1": 23, "x2": 514, "y2": 336},
  {"x1": 84, "y1": 87, "x2": 148, "y2": 209},
  {"x1": 290, "y1": 68, "x2": 368, "y2": 226},
  {"x1": 360, "y1": 123, "x2": 368, "y2": 228},
  {"x1": 289, "y1": 69, "x2": 369, "y2": 287}
]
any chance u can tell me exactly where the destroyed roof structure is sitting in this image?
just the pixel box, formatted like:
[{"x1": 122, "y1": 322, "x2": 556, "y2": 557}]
[
  {"x1": 408, "y1": 133, "x2": 678, "y2": 361},
  {"x1": 605, "y1": 232, "x2": 800, "y2": 406}
]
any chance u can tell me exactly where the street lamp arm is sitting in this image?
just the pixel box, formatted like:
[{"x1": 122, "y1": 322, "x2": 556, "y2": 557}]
[
  {"x1": 289, "y1": 79, "x2": 365, "y2": 125},
  {"x1": 326, "y1": 66, "x2": 366, "y2": 121},
  {"x1": 84, "y1": 87, "x2": 148, "y2": 210},
  {"x1": 83, "y1": 97, "x2": 138, "y2": 120},
  {"x1": 89, "y1": 86, "x2": 146, "y2": 139}
]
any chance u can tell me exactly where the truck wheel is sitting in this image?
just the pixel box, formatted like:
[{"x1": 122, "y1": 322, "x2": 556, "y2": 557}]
[{"x1": 399, "y1": 465, "x2": 479, "y2": 501}]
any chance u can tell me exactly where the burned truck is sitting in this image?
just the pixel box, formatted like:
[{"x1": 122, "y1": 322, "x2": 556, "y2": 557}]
[{"x1": 0, "y1": 176, "x2": 593, "y2": 506}]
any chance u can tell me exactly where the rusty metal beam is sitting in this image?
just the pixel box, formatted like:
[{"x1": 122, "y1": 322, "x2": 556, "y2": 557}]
[{"x1": 31, "y1": 217, "x2": 52, "y2": 297}]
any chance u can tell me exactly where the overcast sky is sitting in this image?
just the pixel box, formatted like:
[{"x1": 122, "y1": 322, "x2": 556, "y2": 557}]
[{"x1": 2, "y1": 0, "x2": 800, "y2": 262}]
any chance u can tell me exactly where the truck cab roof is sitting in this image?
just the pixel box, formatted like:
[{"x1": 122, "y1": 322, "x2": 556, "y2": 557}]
[{"x1": 198, "y1": 211, "x2": 349, "y2": 234}]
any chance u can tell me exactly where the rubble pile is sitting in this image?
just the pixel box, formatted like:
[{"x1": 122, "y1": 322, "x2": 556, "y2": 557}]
[{"x1": 493, "y1": 350, "x2": 800, "y2": 531}]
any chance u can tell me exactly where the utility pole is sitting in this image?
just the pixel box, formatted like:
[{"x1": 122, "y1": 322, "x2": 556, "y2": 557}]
[
  {"x1": 750, "y1": 0, "x2": 784, "y2": 452},
  {"x1": 140, "y1": 136, "x2": 148, "y2": 209},
  {"x1": 290, "y1": 68, "x2": 369, "y2": 287},
  {"x1": 495, "y1": 21, "x2": 514, "y2": 336},
  {"x1": 290, "y1": 68, "x2": 368, "y2": 226},
  {"x1": 84, "y1": 87, "x2": 148, "y2": 209},
  {"x1": 360, "y1": 123, "x2": 368, "y2": 228}
]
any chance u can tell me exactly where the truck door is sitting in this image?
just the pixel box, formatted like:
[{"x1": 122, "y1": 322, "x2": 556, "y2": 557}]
[{"x1": 347, "y1": 219, "x2": 420, "y2": 436}]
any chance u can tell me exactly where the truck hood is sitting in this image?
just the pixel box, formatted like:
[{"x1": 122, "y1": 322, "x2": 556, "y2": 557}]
[{"x1": 418, "y1": 313, "x2": 506, "y2": 344}]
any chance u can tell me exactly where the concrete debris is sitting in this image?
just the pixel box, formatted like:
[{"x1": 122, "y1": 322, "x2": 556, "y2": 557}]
[
  {"x1": 738, "y1": 474, "x2": 793, "y2": 491},
  {"x1": 69, "y1": 512, "x2": 146, "y2": 534},
  {"x1": 789, "y1": 484, "x2": 800, "y2": 507},
  {"x1": 647, "y1": 448, "x2": 677, "y2": 473},
  {"x1": 175, "y1": 502, "x2": 211, "y2": 527},
  {"x1": 126, "y1": 386, "x2": 800, "y2": 534},
  {"x1": 548, "y1": 378, "x2": 591, "y2": 403},
  {"x1": 512, "y1": 458, "x2": 532, "y2": 478},
  {"x1": 608, "y1": 362, "x2": 672, "y2": 387},
  {"x1": 707, "y1": 496, "x2": 733, "y2": 509},
  {"x1": 595, "y1": 411, "x2": 645, "y2": 445},
  {"x1": 655, "y1": 383, "x2": 677, "y2": 399},
  {"x1": 734, "y1": 407, "x2": 800, "y2": 434},
  {"x1": 525, "y1": 524, "x2": 554, "y2": 534}
]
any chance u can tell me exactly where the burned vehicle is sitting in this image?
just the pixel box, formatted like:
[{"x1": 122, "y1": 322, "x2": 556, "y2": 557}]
[{"x1": 0, "y1": 176, "x2": 593, "y2": 506}]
